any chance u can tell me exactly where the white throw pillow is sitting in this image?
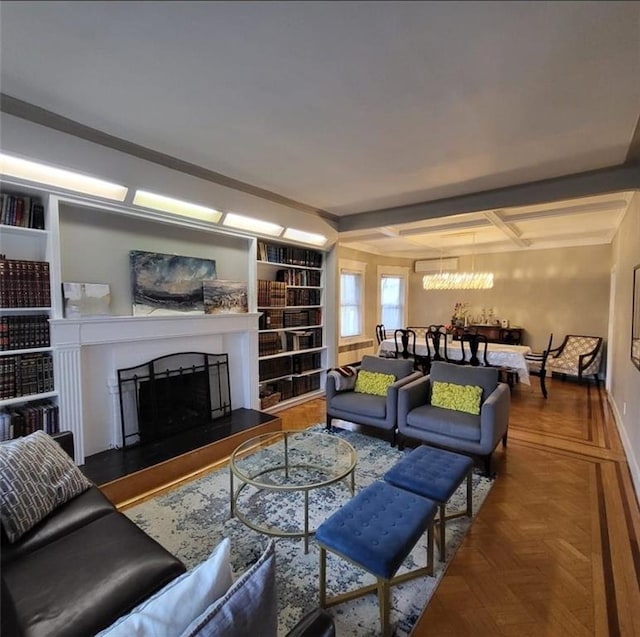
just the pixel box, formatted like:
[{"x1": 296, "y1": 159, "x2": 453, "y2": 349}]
[{"x1": 97, "y1": 538, "x2": 232, "y2": 637}]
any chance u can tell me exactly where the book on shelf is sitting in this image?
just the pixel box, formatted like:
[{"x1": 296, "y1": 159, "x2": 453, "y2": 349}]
[
  {"x1": 292, "y1": 372, "x2": 321, "y2": 397},
  {"x1": 285, "y1": 328, "x2": 322, "y2": 351},
  {"x1": 259, "y1": 357, "x2": 293, "y2": 382},
  {"x1": 0, "y1": 352, "x2": 54, "y2": 399},
  {"x1": 0, "y1": 315, "x2": 50, "y2": 350},
  {"x1": 292, "y1": 352, "x2": 321, "y2": 374},
  {"x1": 0, "y1": 192, "x2": 45, "y2": 229},
  {"x1": 0, "y1": 400, "x2": 59, "y2": 441},
  {"x1": 275, "y1": 269, "x2": 321, "y2": 287},
  {"x1": 258, "y1": 332, "x2": 283, "y2": 356},
  {"x1": 257, "y1": 280, "x2": 286, "y2": 307},
  {"x1": 0, "y1": 258, "x2": 51, "y2": 308},
  {"x1": 257, "y1": 241, "x2": 322, "y2": 268},
  {"x1": 286, "y1": 287, "x2": 321, "y2": 306}
]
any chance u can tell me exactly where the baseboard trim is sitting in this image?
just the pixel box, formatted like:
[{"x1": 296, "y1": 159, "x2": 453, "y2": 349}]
[{"x1": 607, "y1": 392, "x2": 640, "y2": 503}]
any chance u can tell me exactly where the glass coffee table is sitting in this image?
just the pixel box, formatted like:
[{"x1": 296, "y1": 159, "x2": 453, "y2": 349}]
[{"x1": 229, "y1": 430, "x2": 357, "y2": 553}]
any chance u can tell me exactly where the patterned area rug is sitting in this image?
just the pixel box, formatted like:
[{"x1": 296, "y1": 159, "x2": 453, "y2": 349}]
[{"x1": 125, "y1": 424, "x2": 493, "y2": 636}]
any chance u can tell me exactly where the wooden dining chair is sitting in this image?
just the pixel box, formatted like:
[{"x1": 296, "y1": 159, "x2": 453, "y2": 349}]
[
  {"x1": 394, "y1": 328, "x2": 428, "y2": 372},
  {"x1": 524, "y1": 333, "x2": 554, "y2": 398},
  {"x1": 425, "y1": 325, "x2": 449, "y2": 362},
  {"x1": 458, "y1": 332, "x2": 489, "y2": 367}
]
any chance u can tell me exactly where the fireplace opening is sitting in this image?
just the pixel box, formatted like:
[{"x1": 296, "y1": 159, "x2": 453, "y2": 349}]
[{"x1": 117, "y1": 352, "x2": 231, "y2": 448}]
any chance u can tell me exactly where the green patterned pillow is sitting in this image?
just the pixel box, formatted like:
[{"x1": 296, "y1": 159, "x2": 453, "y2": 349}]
[
  {"x1": 431, "y1": 381, "x2": 483, "y2": 415},
  {"x1": 354, "y1": 370, "x2": 396, "y2": 396}
]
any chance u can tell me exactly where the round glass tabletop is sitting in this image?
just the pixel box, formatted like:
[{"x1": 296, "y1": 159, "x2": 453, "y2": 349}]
[{"x1": 230, "y1": 430, "x2": 357, "y2": 490}]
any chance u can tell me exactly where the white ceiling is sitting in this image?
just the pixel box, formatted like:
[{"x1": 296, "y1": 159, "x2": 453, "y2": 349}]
[{"x1": 0, "y1": 1, "x2": 639, "y2": 256}]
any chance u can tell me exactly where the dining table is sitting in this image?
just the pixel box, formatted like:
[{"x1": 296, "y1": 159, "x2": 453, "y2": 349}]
[{"x1": 378, "y1": 338, "x2": 533, "y2": 385}]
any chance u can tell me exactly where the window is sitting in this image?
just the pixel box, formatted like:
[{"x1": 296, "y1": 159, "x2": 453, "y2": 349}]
[
  {"x1": 340, "y1": 259, "x2": 366, "y2": 339},
  {"x1": 380, "y1": 275, "x2": 404, "y2": 329},
  {"x1": 377, "y1": 265, "x2": 409, "y2": 331}
]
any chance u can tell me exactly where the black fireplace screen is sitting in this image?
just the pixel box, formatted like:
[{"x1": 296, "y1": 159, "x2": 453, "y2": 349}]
[{"x1": 117, "y1": 352, "x2": 231, "y2": 448}]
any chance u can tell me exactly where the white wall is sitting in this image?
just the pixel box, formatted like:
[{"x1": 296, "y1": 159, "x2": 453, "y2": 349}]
[
  {"x1": 408, "y1": 245, "x2": 612, "y2": 354},
  {"x1": 59, "y1": 202, "x2": 250, "y2": 316},
  {"x1": 609, "y1": 192, "x2": 640, "y2": 496}
]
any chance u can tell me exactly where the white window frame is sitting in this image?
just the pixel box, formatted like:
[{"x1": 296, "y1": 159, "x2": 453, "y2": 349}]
[
  {"x1": 377, "y1": 265, "x2": 409, "y2": 332},
  {"x1": 339, "y1": 259, "x2": 367, "y2": 343}
]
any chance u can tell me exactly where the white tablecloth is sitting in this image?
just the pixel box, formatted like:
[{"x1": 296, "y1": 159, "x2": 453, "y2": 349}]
[{"x1": 378, "y1": 339, "x2": 533, "y2": 385}]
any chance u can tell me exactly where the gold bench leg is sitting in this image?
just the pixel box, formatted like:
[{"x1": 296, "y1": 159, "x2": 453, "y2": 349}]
[
  {"x1": 378, "y1": 578, "x2": 391, "y2": 637},
  {"x1": 319, "y1": 547, "x2": 326, "y2": 608},
  {"x1": 427, "y1": 521, "x2": 434, "y2": 576},
  {"x1": 438, "y1": 503, "x2": 446, "y2": 561}
]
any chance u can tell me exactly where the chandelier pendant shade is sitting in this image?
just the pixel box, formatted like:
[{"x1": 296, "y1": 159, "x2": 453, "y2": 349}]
[
  {"x1": 422, "y1": 232, "x2": 494, "y2": 290},
  {"x1": 422, "y1": 271, "x2": 494, "y2": 290}
]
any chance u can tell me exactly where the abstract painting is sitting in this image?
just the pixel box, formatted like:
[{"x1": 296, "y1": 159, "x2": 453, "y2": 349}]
[
  {"x1": 203, "y1": 280, "x2": 248, "y2": 314},
  {"x1": 62, "y1": 282, "x2": 111, "y2": 318},
  {"x1": 130, "y1": 250, "x2": 217, "y2": 315}
]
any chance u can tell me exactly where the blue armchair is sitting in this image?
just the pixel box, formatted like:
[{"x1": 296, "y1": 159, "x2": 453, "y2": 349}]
[
  {"x1": 397, "y1": 361, "x2": 510, "y2": 474},
  {"x1": 326, "y1": 355, "x2": 422, "y2": 446}
]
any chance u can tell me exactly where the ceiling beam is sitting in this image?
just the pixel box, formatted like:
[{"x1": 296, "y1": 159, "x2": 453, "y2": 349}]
[
  {"x1": 484, "y1": 210, "x2": 530, "y2": 247},
  {"x1": 338, "y1": 163, "x2": 640, "y2": 232}
]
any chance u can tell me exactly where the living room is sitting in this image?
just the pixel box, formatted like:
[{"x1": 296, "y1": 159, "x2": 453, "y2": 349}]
[{"x1": 1, "y1": 2, "x2": 639, "y2": 635}]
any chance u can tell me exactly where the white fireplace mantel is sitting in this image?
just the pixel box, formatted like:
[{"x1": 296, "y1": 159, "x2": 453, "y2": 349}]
[
  {"x1": 50, "y1": 313, "x2": 261, "y2": 463},
  {"x1": 50, "y1": 313, "x2": 261, "y2": 345}
]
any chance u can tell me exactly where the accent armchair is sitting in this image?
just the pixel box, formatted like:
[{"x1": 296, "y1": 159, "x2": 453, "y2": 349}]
[
  {"x1": 546, "y1": 334, "x2": 603, "y2": 386},
  {"x1": 326, "y1": 355, "x2": 422, "y2": 446},
  {"x1": 397, "y1": 361, "x2": 510, "y2": 475}
]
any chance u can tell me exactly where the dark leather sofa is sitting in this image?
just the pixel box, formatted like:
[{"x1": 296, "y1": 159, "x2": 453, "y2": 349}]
[
  {"x1": 1, "y1": 433, "x2": 187, "y2": 637},
  {"x1": 1, "y1": 432, "x2": 335, "y2": 637}
]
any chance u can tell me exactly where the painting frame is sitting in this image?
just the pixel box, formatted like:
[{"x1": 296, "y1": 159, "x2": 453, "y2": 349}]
[
  {"x1": 203, "y1": 279, "x2": 248, "y2": 314},
  {"x1": 62, "y1": 282, "x2": 111, "y2": 318},
  {"x1": 130, "y1": 250, "x2": 217, "y2": 316}
]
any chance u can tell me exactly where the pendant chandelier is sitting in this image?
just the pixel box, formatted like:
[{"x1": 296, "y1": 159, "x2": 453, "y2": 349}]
[{"x1": 422, "y1": 234, "x2": 494, "y2": 290}]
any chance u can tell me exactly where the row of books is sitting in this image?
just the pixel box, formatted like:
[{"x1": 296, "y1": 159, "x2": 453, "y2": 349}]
[
  {"x1": 291, "y1": 352, "x2": 322, "y2": 374},
  {"x1": 258, "y1": 333, "x2": 283, "y2": 357},
  {"x1": 0, "y1": 352, "x2": 54, "y2": 399},
  {"x1": 0, "y1": 258, "x2": 51, "y2": 308},
  {"x1": 292, "y1": 372, "x2": 321, "y2": 397},
  {"x1": 257, "y1": 280, "x2": 287, "y2": 307},
  {"x1": 259, "y1": 357, "x2": 293, "y2": 382},
  {"x1": 287, "y1": 288, "x2": 321, "y2": 306},
  {"x1": 257, "y1": 241, "x2": 322, "y2": 268},
  {"x1": 0, "y1": 401, "x2": 59, "y2": 441},
  {"x1": 275, "y1": 269, "x2": 321, "y2": 287},
  {"x1": 285, "y1": 328, "x2": 322, "y2": 352},
  {"x1": 259, "y1": 328, "x2": 322, "y2": 356},
  {"x1": 258, "y1": 308, "x2": 322, "y2": 330},
  {"x1": 0, "y1": 192, "x2": 45, "y2": 229},
  {"x1": 0, "y1": 315, "x2": 50, "y2": 350},
  {"x1": 260, "y1": 378, "x2": 294, "y2": 402}
]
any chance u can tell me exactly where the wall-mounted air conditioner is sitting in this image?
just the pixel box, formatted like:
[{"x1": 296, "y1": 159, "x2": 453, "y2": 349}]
[{"x1": 414, "y1": 257, "x2": 458, "y2": 273}]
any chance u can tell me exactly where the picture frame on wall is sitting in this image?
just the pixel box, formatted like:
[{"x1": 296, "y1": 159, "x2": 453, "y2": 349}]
[
  {"x1": 632, "y1": 264, "x2": 640, "y2": 371},
  {"x1": 130, "y1": 250, "x2": 217, "y2": 315},
  {"x1": 62, "y1": 282, "x2": 111, "y2": 318},
  {"x1": 203, "y1": 279, "x2": 248, "y2": 314}
]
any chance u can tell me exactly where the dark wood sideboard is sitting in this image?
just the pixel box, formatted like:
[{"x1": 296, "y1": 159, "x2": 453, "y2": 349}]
[{"x1": 453, "y1": 325, "x2": 524, "y2": 345}]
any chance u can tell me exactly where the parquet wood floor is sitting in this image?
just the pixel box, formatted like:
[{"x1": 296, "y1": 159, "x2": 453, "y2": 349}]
[{"x1": 278, "y1": 377, "x2": 640, "y2": 636}]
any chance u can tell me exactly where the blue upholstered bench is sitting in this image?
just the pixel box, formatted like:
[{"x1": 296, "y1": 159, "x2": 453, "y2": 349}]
[
  {"x1": 315, "y1": 481, "x2": 437, "y2": 637},
  {"x1": 383, "y1": 445, "x2": 474, "y2": 561}
]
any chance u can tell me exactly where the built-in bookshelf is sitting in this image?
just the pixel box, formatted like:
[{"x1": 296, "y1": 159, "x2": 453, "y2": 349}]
[
  {"x1": 0, "y1": 186, "x2": 57, "y2": 439},
  {"x1": 257, "y1": 240, "x2": 326, "y2": 411}
]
